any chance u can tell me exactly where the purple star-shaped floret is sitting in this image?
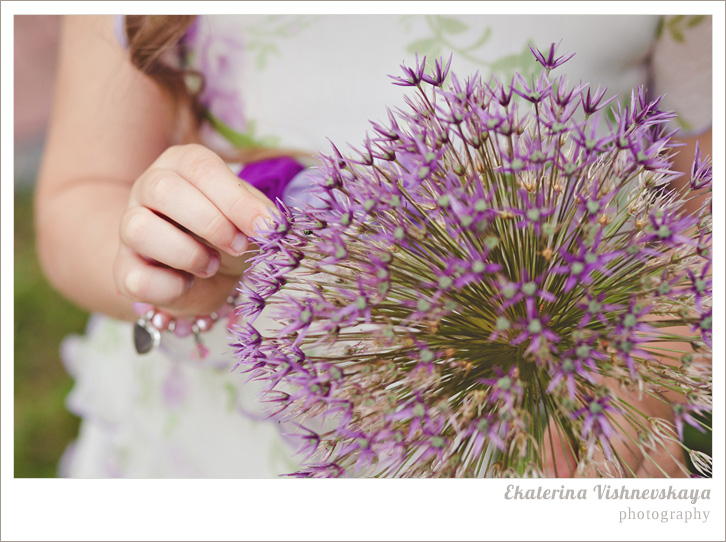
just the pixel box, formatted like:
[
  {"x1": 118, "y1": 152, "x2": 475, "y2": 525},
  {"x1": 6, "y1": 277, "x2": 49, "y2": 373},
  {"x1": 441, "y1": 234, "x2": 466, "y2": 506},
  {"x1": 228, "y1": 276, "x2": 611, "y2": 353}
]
[
  {"x1": 576, "y1": 292, "x2": 621, "y2": 328},
  {"x1": 462, "y1": 414, "x2": 506, "y2": 457},
  {"x1": 553, "y1": 236, "x2": 622, "y2": 293},
  {"x1": 547, "y1": 341, "x2": 602, "y2": 398},
  {"x1": 641, "y1": 209, "x2": 698, "y2": 248},
  {"x1": 479, "y1": 366, "x2": 523, "y2": 409},
  {"x1": 572, "y1": 395, "x2": 617, "y2": 458},
  {"x1": 690, "y1": 140, "x2": 712, "y2": 190},
  {"x1": 512, "y1": 190, "x2": 556, "y2": 235},
  {"x1": 672, "y1": 402, "x2": 711, "y2": 441},
  {"x1": 580, "y1": 84, "x2": 614, "y2": 116},
  {"x1": 511, "y1": 301, "x2": 560, "y2": 356},
  {"x1": 389, "y1": 53, "x2": 427, "y2": 87},
  {"x1": 513, "y1": 71, "x2": 552, "y2": 104},
  {"x1": 529, "y1": 41, "x2": 575, "y2": 71}
]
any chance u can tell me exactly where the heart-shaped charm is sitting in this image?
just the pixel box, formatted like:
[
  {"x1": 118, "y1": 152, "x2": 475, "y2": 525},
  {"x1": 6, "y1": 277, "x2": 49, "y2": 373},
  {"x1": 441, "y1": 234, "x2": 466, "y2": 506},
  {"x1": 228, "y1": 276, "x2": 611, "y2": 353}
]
[{"x1": 133, "y1": 319, "x2": 160, "y2": 354}]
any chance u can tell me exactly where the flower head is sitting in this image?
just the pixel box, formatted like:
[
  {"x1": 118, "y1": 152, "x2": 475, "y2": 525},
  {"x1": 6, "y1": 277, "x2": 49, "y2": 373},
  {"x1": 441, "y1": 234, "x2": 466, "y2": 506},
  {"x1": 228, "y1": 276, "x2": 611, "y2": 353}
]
[{"x1": 236, "y1": 50, "x2": 712, "y2": 478}]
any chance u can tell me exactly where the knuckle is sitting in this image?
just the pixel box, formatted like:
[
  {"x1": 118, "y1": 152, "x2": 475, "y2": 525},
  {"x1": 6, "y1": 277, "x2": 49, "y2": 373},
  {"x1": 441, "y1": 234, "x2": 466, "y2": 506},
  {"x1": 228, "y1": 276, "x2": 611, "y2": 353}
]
[
  {"x1": 120, "y1": 207, "x2": 150, "y2": 247},
  {"x1": 175, "y1": 146, "x2": 224, "y2": 183},
  {"x1": 161, "y1": 143, "x2": 204, "y2": 163},
  {"x1": 173, "y1": 142, "x2": 207, "y2": 156},
  {"x1": 160, "y1": 144, "x2": 225, "y2": 184},
  {"x1": 144, "y1": 169, "x2": 176, "y2": 204},
  {"x1": 187, "y1": 155, "x2": 223, "y2": 185}
]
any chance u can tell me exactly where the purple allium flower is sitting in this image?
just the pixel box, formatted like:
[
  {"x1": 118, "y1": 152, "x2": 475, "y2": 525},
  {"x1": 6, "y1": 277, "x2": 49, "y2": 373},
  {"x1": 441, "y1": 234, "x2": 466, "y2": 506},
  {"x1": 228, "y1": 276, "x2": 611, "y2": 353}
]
[
  {"x1": 389, "y1": 53, "x2": 428, "y2": 87},
  {"x1": 672, "y1": 402, "x2": 711, "y2": 441},
  {"x1": 573, "y1": 395, "x2": 617, "y2": 458},
  {"x1": 479, "y1": 366, "x2": 524, "y2": 409},
  {"x1": 528, "y1": 41, "x2": 575, "y2": 71},
  {"x1": 641, "y1": 208, "x2": 698, "y2": 249},
  {"x1": 685, "y1": 265, "x2": 712, "y2": 312},
  {"x1": 547, "y1": 344, "x2": 601, "y2": 399},
  {"x1": 552, "y1": 234, "x2": 622, "y2": 293},
  {"x1": 495, "y1": 271, "x2": 556, "y2": 310},
  {"x1": 580, "y1": 84, "x2": 614, "y2": 116},
  {"x1": 576, "y1": 292, "x2": 620, "y2": 328},
  {"x1": 695, "y1": 309, "x2": 712, "y2": 347},
  {"x1": 690, "y1": 140, "x2": 713, "y2": 190},
  {"x1": 459, "y1": 413, "x2": 506, "y2": 457},
  {"x1": 511, "y1": 301, "x2": 560, "y2": 358},
  {"x1": 422, "y1": 54, "x2": 453, "y2": 87},
  {"x1": 234, "y1": 46, "x2": 712, "y2": 478},
  {"x1": 513, "y1": 71, "x2": 552, "y2": 104},
  {"x1": 511, "y1": 190, "x2": 556, "y2": 235},
  {"x1": 285, "y1": 462, "x2": 344, "y2": 478}
]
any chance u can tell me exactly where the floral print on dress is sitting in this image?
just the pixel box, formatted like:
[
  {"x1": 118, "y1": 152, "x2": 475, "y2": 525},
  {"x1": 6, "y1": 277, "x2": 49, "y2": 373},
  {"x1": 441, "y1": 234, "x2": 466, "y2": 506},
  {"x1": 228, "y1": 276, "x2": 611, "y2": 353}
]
[
  {"x1": 185, "y1": 17, "x2": 248, "y2": 133},
  {"x1": 399, "y1": 15, "x2": 537, "y2": 79},
  {"x1": 184, "y1": 15, "x2": 321, "y2": 148}
]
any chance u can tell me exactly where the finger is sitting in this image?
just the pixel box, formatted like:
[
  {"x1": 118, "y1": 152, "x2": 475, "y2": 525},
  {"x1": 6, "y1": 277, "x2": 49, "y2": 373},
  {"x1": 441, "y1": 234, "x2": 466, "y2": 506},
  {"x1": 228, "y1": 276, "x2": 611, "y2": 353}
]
[
  {"x1": 120, "y1": 206, "x2": 221, "y2": 278},
  {"x1": 115, "y1": 245, "x2": 241, "y2": 315},
  {"x1": 115, "y1": 244, "x2": 194, "y2": 306},
  {"x1": 132, "y1": 168, "x2": 250, "y2": 257},
  {"x1": 155, "y1": 144, "x2": 275, "y2": 237}
]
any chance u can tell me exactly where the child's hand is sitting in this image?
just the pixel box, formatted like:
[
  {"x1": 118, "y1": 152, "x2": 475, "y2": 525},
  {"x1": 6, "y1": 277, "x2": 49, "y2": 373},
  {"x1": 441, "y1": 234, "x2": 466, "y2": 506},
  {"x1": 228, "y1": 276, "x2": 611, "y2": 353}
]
[{"x1": 114, "y1": 144, "x2": 274, "y2": 316}]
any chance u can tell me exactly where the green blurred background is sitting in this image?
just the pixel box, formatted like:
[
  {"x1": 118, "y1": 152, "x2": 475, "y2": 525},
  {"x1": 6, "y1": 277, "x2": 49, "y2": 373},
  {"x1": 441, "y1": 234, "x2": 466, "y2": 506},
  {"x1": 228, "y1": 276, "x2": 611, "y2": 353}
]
[
  {"x1": 14, "y1": 15, "x2": 88, "y2": 478},
  {"x1": 14, "y1": 192, "x2": 88, "y2": 477},
  {"x1": 13, "y1": 15, "x2": 711, "y2": 478}
]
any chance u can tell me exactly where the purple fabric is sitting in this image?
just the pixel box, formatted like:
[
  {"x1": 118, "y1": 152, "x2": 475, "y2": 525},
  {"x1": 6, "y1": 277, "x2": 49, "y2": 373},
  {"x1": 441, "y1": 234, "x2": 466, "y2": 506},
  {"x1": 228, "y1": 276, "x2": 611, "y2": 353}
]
[{"x1": 238, "y1": 157, "x2": 305, "y2": 203}]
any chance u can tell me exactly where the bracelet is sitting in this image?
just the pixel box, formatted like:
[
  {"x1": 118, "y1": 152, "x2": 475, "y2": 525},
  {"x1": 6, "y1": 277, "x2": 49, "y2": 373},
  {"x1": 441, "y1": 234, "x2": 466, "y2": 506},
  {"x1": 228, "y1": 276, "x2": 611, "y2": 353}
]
[{"x1": 132, "y1": 294, "x2": 241, "y2": 359}]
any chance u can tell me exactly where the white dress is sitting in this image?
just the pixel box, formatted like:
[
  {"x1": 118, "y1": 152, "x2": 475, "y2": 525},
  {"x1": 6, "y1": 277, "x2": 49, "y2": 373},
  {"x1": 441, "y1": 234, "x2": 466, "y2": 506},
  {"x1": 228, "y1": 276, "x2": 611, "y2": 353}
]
[{"x1": 60, "y1": 13, "x2": 712, "y2": 478}]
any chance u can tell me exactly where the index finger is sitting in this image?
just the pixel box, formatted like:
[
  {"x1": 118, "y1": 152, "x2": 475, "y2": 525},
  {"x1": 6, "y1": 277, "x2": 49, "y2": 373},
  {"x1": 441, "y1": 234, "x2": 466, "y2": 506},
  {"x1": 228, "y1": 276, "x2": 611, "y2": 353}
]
[{"x1": 156, "y1": 144, "x2": 275, "y2": 237}]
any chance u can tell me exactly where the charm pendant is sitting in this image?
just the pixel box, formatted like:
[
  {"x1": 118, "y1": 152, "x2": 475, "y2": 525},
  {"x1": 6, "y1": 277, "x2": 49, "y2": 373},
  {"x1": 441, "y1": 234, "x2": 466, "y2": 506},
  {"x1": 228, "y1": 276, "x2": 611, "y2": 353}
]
[
  {"x1": 133, "y1": 319, "x2": 160, "y2": 354},
  {"x1": 130, "y1": 293, "x2": 240, "y2": 358}
]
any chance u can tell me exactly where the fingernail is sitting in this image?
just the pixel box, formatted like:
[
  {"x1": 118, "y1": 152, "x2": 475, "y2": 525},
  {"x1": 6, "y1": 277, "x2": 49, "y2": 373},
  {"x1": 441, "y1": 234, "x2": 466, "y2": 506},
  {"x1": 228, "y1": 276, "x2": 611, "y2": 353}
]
[
  {"x1": 231, "y1": 231, "x2": 248, "y2": 254},
  {"x1": 132, "y1": 302, "x2": 154, "y2": 316},
  {"x1": 185, "y1": 275, "x2": 195, "y2": 290},
  {"x1": 204, "y1": 254, "x2": 220, "y2": 277},
  {"x1": 254, "y1": 215, "x2": 271, "y2": 235}
]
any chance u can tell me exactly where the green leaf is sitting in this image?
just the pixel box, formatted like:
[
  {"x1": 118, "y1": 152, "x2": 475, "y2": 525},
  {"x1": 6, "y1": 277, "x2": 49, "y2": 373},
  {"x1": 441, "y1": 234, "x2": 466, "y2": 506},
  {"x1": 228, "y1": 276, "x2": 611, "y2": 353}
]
[
  {"x1": 666, "y1": 16, "x2": 687, "y2": 43},
  {"x1": 670, "y1": 27, "x2": 685, "y2": 43},
  {"x1": 436, "y1": 15, "x2": 468, "y2": 34},
  {"x1": 255, "y1": 43, "x2": 280, "y2": 70},
  {"x1": 206, "y1": 114, "x2": 277, "y2": 149},
  {"x1": 398, "y1": 14, "x2": 415, "y2": 32},
  {"x1": 686, "y1": 15, "x2": 706, "y2": 28},
  {"x1": 467, "y1": 26, "x2": 493, "y2": 50},
  {"x1": 677, "y1": 116, "x2": 693, "y2": 132},
  {"x1": 406, "y1": 37, "x2": 441, "y2": 56},
  {"x1": 489, "y1": 44, "x2": 537, "y2": 76}
]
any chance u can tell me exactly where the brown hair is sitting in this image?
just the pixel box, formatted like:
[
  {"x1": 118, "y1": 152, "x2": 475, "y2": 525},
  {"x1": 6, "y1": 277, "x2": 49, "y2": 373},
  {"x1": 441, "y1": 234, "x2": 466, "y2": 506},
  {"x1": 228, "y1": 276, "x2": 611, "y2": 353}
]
[
  {"x1": 123, "y1": 15, "x2": 307, "y2": 162},
  {"x1": 124, "y1": 15, "x2": 203, "y2": 144}
]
